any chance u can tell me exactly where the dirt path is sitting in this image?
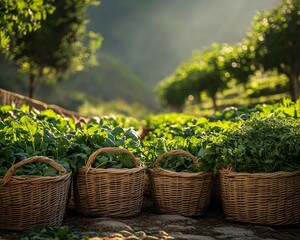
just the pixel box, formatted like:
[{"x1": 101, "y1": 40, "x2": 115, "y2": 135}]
[
  {"x1": 1, "y1": 195, "x2": 299, "y2": 240},
  {"x1": 65, "y1": 210, "x2": 300, "y2": 240}
]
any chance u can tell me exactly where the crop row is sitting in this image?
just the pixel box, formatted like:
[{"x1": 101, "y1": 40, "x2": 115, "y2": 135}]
[{"x1": 0, "y1": 98, "x2": 299, "y2": 176}]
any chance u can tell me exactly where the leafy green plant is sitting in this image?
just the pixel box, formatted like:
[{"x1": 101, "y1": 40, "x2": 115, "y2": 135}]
[
  {"x1": 92, "y1": 152, "x2": 136, "y2": 169},
  {"x1": 66, "y1": 124, "x2": 141, "y2": 171},
  {"x1": 1, "y1": 99, "x2": 299, "y2": 177},
  {"x1": 0, "y1": 107, "x2": 73, "y2": 176},
  {"x1": 0, "y1": 105, "x2": 142, "y2": 176},
  {"x1": 141, "y1": 134, "x2": 223, "y2": 173},
  {"x1": 219, "y1": 113, "x2": 300, "y2": 172},
  {"x1": 87, "y1": 115, "x2": 141, "y2": 131}
]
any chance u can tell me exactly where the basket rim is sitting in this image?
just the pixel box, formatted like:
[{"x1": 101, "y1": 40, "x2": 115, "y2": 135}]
[
  {"x1": 84, "y1": 147, "x2": 144, "y2": 169},
  {"x1": 1, "y1": 156, "x2": 70, "y2": 186},
  {"x1": 154, "y1": 149, "x2": 199, "y2": 168},
  {"x1": 149, "y1": 149, "x2": 213, "y2": 176},
  {"x1": 149, "y1": 167, "x2": 213, "y2": 178},
  {"x1": 78, "y1": 165, "x2": 146, "y2": 174},
  {"x1": 219, "y1": 168, "x2": 300, "y2": 178},
  {"x1": 0, "y1": 172, "x2": 71, "y2": 184}
]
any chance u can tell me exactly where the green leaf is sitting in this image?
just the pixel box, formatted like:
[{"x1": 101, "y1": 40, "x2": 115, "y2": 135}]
[{"x1": 43, "y1": 167, "x2": 58, "y2": 176}]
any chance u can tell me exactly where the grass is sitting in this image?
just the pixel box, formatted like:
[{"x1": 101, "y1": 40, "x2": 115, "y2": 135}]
[{"x1": 183, "y1": 86, "x2": 289, "y2": 117}]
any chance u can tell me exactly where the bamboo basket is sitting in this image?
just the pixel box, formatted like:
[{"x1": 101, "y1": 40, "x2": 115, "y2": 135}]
[
  {"x1": 148, "y1": 150, "x2": 213, "y2": 216},
  {"x1": 0, "y1": 156, "x2": 71, "y2": 231},
  {"x1": 219, "y1": 169, "x2": 300, "y2": 225},
  {"x1": 73, "y1": 147, "x2": 146, "y2": 217}
]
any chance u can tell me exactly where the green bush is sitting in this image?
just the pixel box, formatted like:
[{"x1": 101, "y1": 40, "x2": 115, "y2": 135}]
[{"x1": 218, "y1": 113, "x2": 300, "y2": 173}]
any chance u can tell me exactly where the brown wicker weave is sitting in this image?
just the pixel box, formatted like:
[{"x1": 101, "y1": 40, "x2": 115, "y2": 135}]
[
  {"x1": 220, "y1": 169, "x2": 300, "y2": 225},
  {"x1": 0, "y1": 156, "x2": 71, "y2": 231},
  {"x1": 148, "y1": 150, "x2": 213, "y2": 216},
  {"x1": 73, "y1": 147, "x2": 146, "y2": 217}
]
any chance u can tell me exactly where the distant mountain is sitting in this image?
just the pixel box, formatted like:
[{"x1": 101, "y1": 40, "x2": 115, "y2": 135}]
[{"x1": 38, "y1": 53, "x2": 155, "y2": 109}]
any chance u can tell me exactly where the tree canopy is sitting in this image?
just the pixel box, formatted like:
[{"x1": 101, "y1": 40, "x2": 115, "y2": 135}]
[
  {"x1": 156, "y1": 43, "x2": 243, "y2": 111},
  {"x1": 156, "y1": 0, "x2": 299, "y2": 111},
  {"x1": 246, "y1": 0, "x2": 300, "y2": 101},
  {"x1": 1, "y1": 0, "x2": 102, "y2": 98},
  {"x1": 0, "y1": 0, "x2": 55, "y2": 50}
]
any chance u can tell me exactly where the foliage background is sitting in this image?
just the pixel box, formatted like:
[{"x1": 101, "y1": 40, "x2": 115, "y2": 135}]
[{"x1": 0, "y1": 0, "x2": 282, "y2": 115}]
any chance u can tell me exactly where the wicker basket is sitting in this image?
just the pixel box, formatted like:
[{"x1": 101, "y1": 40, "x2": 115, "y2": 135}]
[
  {"x1": 0, "y1": 156, "x2": 71, "y2": 231},
  {"x1": 148, "y1": 150, "x2": 213, "y2": 216},
  {"x1": 220, "y1": 169, "x2": 300, "y2": 225},
  {"x1": 73, "y1": 147, "x2": 146, "y2": 217}
]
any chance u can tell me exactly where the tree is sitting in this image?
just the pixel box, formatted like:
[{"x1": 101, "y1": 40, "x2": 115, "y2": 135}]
[
  {"x1": 247, "y1": 0, "x2": 300, "y2": 101},
  {"x1": 156, "y1": 43, "x2": 232, "y2": 111},
  {"x1": 222, "y1": 41, "x2": 257, "y2": 85},
  {"x1": 0, "y1": 0, "x2": 55, "y2": 50},
  {"x1": 156, "y1": 73, "x2": 192, "y2": 112},
  {"x1": 2, "y1": 0, "x2": 102, "y2": 98},
  {"x1": 192, "y1": 44, "x2": 230, "y2": 110}
]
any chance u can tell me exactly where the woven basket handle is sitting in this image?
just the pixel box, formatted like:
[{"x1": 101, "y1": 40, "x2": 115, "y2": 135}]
[
  {"x1": 154, "y1": 149, "x2": 198, "y2": 168},
  {"x1": 85, "y1": 147, "x2": 141, "y2": 168},
  {"x1": 2, "y1": 156, "x2": 67, "y2": 186}
]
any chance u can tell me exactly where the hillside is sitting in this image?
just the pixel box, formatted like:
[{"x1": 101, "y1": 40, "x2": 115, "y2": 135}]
[
  {"x1": 87, "y1": 0, "x2": 281, "y2": 87},
  {"x1": 0, "y1": 0, "x2": 282, "y2": 110}
]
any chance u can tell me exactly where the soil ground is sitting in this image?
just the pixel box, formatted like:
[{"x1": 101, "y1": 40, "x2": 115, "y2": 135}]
[{"x1": 1, "y1": 194, "x2": 299, "y2": 240}]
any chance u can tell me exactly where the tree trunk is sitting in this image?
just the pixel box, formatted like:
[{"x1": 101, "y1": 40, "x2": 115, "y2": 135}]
[
  {"x1": 28, "y1": 73, "x2": 35, "y2": 98},
  {"x1": 28, "y1": 67, "x2": 43, "y2": 98},
  {"x1": 289, "y1": 72, "x2": 300, "y2": 102},
  {"x1": 212, "y1": 95, "x2": 217, "y2": 112}
]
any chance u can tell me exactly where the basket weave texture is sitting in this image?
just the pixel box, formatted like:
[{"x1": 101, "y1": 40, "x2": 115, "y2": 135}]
[
  {"x1": 149, "y1": 150, "x2": 213, "y2": 217},
  {"x1": 73, "y1": 147, "x2": 146, "y2": 217},
  {"x1": 220, "y1": 169, "x2": 300, "y2": 225},
  {"x1": 0, "y1": 156, "x2": 71, "y2": 231}
]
